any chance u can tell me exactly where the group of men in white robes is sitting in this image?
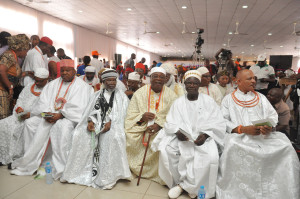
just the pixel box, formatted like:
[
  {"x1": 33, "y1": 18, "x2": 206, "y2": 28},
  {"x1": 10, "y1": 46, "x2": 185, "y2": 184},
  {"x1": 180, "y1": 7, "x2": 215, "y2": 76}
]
[{"x1": 2, "y1": 59, "x2": 299, "y2": 199}]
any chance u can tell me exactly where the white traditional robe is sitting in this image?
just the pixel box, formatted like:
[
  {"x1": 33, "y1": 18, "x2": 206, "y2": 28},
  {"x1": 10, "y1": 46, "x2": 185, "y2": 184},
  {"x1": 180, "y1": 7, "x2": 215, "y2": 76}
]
[
  {"x1": 199, "y1": 83, "x2": 223, "y2": 106},
  {"x1": 11, "y1": 77, "x2": 93, "y2": 179},
  {"x1": 0, "y1": 83, "x2": 43, "y2": 164},
  {"x1": 62, "y1": 88, "x2": 131, "y2": 188},
  {"x1": 22, "y1": 47, "x2": 48, "y2": 86},
  {"x1": 165, "y1": 75, "x2": 185, "y2": 97},
  {"x1": 79, "y1": 75, "x2": 100, "y2": 87},
  {"x1": 216, "y1": 89, "x2": 300, "y2": 199},
  {"x1": 152, "y1": 94, "x2": 226, "y2": 197}
]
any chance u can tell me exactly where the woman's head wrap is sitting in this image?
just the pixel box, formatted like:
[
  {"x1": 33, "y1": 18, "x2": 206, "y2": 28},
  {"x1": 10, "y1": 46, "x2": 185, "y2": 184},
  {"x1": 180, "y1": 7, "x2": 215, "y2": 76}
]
[{"x1": 7, "y1": 34, "x2": 30, "y2": 51}]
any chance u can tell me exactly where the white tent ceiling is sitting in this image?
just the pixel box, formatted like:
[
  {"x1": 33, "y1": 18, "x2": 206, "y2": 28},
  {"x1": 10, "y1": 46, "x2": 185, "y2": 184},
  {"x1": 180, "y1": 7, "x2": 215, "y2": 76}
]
[{"x1": 13, "y1": 0, "x2": 300, "y2": 60}]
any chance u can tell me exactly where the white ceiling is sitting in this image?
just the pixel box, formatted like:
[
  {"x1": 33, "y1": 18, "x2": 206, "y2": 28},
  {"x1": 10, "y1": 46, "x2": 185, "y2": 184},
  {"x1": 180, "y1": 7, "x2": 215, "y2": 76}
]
[{"x1": 13, "y1": 0, "x2": 300, "y2": 60}]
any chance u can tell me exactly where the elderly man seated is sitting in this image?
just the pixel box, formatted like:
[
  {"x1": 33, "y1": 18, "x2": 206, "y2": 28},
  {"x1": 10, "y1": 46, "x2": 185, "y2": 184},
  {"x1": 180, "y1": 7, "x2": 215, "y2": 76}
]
[
  {"x1": 62, "y1": 69, "x2": 131, "y2": 189},
  {"x1": 152, "y1": 70, "x2": 226, "y2": 199},
  {"x1": 79, "y1": 66, "x2": 99, "y2": 91},
  {"x1": 216, "y1": 69, "x2": 300, "y2": 199},
  {"x1": 125, "y1": 67, "x2": 177, "y2": 184}
]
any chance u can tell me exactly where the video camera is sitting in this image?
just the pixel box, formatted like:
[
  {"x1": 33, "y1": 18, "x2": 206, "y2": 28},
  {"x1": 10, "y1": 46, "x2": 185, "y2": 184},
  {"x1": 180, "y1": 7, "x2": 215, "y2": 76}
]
[
  {"x1": 195, "y1": 28, "x2": 204, "y2": 54},
  {"x1": 221, "y1": 49, "x2": 232, "y2": 58}
]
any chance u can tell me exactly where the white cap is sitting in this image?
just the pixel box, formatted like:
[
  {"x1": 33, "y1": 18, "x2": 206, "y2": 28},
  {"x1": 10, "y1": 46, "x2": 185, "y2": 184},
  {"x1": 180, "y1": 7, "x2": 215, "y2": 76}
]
[
  {"x1": 150, "y1": 67, "x2": 166, "y2": 76},
  {"x1": 34, "y1": 68, "x2": 49, "y2": 78},
  {"x1": 85, "y1": 66, "x2": 96, "y2": 73},
  {"x1": 128, "y1": 72, "x2": 141, "y2": 81},
  {"x1": 197, "y1": 67, "x2": 209, "y2": 75},
  {"x1": 160, "y1": 62, "x2": 176, "y2": 75},
  {"x1": 183, "y1": 70, "x2": 201, "y2": 82},
  {"x1": 257, "y1": 54, "x2": 267, "y2": 61}
]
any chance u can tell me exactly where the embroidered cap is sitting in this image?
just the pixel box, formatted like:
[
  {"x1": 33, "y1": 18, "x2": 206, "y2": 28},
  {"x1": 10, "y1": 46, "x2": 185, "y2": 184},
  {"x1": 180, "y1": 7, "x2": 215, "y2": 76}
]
[
  {"x1": 101, "y1": 69, "x2": 118, "y2": 80},
  {"x1": 184, "y1": 70, "x2": 201, "y2": 82},
  {"x1": 197, "y1": 66, "x2": 209, "y2": 75},
  {"x1": 85, "y1": 66, "x2": 96, "y2": 73},
  {"x1": 60, "y1": 59, "x2": 74, "y2": 68},
  {"x1": 128, "y1": 72, "x2": 141, "y2": 81},
  {"x1": 150, "y1": 67, "x2": 166, "y2": 76},
  {"x1": 34, "y1": 68, "x2": 49, "y2": 78}
]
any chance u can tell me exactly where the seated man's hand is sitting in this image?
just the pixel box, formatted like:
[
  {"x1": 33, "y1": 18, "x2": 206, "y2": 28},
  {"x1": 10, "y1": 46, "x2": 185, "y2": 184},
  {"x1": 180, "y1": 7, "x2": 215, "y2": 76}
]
[
  {"x1": 101, "y1": 121, "x2": 111, "y2": 133},
  {"x1": 146, "y1": 123, "x2": 161, "y2": 135},
  {"x1": 44, "y1": 113, "x2": 63, "y2": 124},
  {"x1": 20, "y1": 112, "x2": 30, "y2": 120},
  {"x1": 87, "y1": 121, "x2": 95, "y2": 132},
  {"x1": 141, "y1": 112, "x2": 155, "y2": 123},
  {"x1": 194, "y1": 134, "x2": 209, "y2": 146},
  {"x1": 176, "y1": 131, "x2": 188, "y2": 141},
  {"x1": 241, "y1": 125, "x2": 260, "y2": 136},
  {"x1": 260, "y1": 125, "x2": 272, "y2": 135}
]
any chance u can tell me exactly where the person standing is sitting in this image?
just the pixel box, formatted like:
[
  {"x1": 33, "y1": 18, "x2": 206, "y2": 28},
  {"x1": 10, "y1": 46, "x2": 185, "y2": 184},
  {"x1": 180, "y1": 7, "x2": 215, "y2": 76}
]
[
  {"x1": 0, "y1": 34, "x2": 30, "y2": 119},
  {"x1": 22, "y1": 36, "x2": 53, "y2": 87},
  {"x1": 48, "y1": 46, "x2": 60, "y2": 80},
  {"x1": 250, "y1": 54, "x2": 275, "y2": 96},
  {"x1": 90, "y1": 50, "x2": 103, "y2": 75},
  {"x1": 124, "y1": 53, "x2": 136, "y2": 71}
]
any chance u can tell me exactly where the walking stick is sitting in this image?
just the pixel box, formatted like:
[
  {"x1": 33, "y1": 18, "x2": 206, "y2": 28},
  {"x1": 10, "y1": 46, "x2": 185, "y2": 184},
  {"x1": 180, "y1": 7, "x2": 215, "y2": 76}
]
[{"x1": 137, "y1": 133, "x2": 152, "y2": 186}]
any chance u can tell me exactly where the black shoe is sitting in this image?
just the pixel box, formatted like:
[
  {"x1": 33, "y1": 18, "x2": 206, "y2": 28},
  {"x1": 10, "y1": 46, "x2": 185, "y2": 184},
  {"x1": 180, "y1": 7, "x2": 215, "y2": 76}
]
[{"x1": 7, "y1": 163, "x2": 12, "y2": 170}]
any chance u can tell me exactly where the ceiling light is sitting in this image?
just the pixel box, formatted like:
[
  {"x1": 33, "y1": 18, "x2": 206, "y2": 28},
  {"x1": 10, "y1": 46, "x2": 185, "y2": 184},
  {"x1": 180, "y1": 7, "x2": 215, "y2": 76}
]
[
  {"x1": 156, "y1": 31, "x2": 160, "y2": 34},
  {"x1": 178, "y1": 49, "x2": 181, "y2": 51},
  {"x1": 250, "y1": 44, "x2": 254, "y2": 47},
  {"x1": 191, "y1": 32, "x2": 195, "y2": 34},
  {"x1": 228, "y1": 32, "x2": 233, "y2": 35},
  {"x1": 182, "y1": 6, "x2": 187, "y2": 9},
  {"x1": 268, "y1": 33, "x2": 272, "y2": 36},
  {"x1": 242, "y1": 5, "x2": 248, "y2": 8},
  {"x1": 201, "y1": 54, "x2": 203, "y2": 56},
  {"x1": 236, "y1": 56, "x2": 238, "y2": 57},
  {"x1": 78, "y1": 10, "x2": 83, "y2": 13},
  {"x1": 127, "y1": 8, "x2": 132, "y2": 11},
  {"x1": 242, "y1": 52, "x2": 245, "y2": 53},
  {"x1": 280, "y1": 45, "x2": 283, "y2": 47},
  {"x1": 223, "y1": 43, "x2": 227, "y2": 46}
]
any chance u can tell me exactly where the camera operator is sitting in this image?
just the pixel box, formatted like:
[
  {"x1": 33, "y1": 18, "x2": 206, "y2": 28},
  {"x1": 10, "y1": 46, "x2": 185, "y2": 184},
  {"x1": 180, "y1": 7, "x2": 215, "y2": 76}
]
[
  {"x1": 249, "y1": 54, "x2": 275, "y2": 96},
  {"x1": 215, "y1": 48, "x2": 234, "y2": 75}
]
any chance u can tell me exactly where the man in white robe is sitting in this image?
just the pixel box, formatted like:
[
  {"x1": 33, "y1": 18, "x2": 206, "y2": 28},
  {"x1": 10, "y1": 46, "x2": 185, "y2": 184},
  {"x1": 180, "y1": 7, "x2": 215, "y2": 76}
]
[
  {"x1": 0, "y1": 68, "x2": 49, "y2": 165},
  {"x1": 22, "y1": 36, "x2": 53, "y2": 86},
  {"x1": 161, "y1": 62, "x2": 184, "y2": 97},
  {"x1": 79, "y1": 66, "x2": 100, "y2": 91},
  {"x1": 11, "y1": 59, "x2": 93, "y2": 180},
  {"x1": 62, "y1": 69, "x2": 130, "y2": 189},
  {"x1": 216, "y1": 69, "x2": 300, "y2": 199},
  {"x1": 197, "y1": 67, "x2": 223, "y2": 106},
  {"x1": 152, "y1": 70, "x2": 226, "y2": 199}
]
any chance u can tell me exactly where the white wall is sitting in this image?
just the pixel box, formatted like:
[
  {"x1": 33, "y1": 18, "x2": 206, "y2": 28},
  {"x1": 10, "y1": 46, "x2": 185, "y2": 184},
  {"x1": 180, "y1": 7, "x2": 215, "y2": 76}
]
[{"x1": 0, "y1": 0, "x2": 160, "y2": 66}]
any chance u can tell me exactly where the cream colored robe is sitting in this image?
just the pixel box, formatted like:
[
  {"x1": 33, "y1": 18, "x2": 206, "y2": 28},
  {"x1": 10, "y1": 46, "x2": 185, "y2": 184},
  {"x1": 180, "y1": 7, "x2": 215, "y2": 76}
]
[{"x1": 125, "y1": 84, "x2": 177, "y2": 184}]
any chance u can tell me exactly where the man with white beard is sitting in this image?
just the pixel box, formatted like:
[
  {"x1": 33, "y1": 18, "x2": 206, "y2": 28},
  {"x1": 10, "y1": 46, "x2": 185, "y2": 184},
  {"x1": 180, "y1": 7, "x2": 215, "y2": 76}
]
[
  {"x1": 152, "y1": 70, "x2": 226, "y2": 199},
  {"x1": 0, "y1": 68, "x2": 48, "y2": 165},
  {"x1": 62, "y1": 69, "x2": 131, "y2": 189},
  {"x1": 11, "y1": 59, "x2": 93, "y2": 180},
  {"x1": 216, "y1": 69, "x2": 300, "y2": 199},
  {"x1": 79, "y1": 66, "x2": 99, "y2": 91}
]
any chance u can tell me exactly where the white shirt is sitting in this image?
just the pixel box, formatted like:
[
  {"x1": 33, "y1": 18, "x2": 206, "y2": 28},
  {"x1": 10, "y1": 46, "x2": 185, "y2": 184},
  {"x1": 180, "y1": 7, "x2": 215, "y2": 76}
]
[
  {"x1": 250, "y1": 64, "x2": 275, "y2": 90},
  {"x1": 90, "y1": 58, "x2": 103, "y2": 75},
  {"x1": 48, "y1": 55, "x2": 60, "y2": 64},
  {"x1": 22, "y1": 46, "x2": 48, "y2": 86}
]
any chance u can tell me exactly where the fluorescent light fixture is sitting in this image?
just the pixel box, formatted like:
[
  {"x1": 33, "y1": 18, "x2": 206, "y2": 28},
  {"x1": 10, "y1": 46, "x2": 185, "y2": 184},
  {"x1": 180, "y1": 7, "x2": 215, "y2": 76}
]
[
  {"x1": 127, "y1": 8, "x2": 132, "y2": 11},
  {"x1": 242, "y1": 52, "x2": 245, "y2": 53},
  {"x1": 223, "y1": 43, "x2": 227, "y2": 46},
  {"x1": 78, "y1": 10, "x2": 83, "y2": 13},
  {"x1": 229, "y1": 32, "x2": 233, "y2": 35},
  {"x1": 250, "y1": 44, "x2": 254, "y2": 47},
  {"x1": 156, "y1": 31, "x2": 160, "y2": 34},
  {"x1": 191, "y1": 31, "x2": 195, "y2": 34},
  {"x1": 182, "y1": 6, "x2": 187, "y2": 9},
  {"x1": 280, "y1": 45, "x2": 283, "y2": 47},
  {"x1": 242, "y1": 5, "x2": 248, "y2": 8},
  {"x1": 268, "y1": 33, "x2": 272, "y2": 36}
]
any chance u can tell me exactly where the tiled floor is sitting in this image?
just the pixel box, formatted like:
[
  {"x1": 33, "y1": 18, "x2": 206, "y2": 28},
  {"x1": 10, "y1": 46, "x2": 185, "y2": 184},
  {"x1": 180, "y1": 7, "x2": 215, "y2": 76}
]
[{"x1": 0, "y1": 166, "x2": 190, "y2": 199}]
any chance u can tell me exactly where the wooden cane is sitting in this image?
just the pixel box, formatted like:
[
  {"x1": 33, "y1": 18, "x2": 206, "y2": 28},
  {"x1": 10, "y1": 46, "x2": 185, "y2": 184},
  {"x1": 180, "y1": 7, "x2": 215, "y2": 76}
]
[
  {"x1": 137, "y1": 133, "x2": 152, "y2": 186},
  {"x1": 284, "y1": 87, "x2": 293, "y2": 102}
]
